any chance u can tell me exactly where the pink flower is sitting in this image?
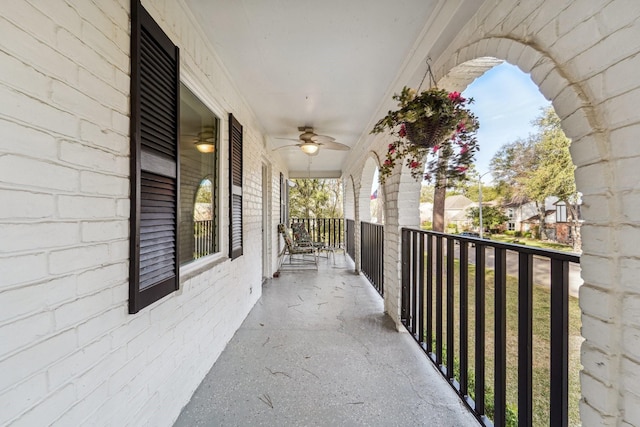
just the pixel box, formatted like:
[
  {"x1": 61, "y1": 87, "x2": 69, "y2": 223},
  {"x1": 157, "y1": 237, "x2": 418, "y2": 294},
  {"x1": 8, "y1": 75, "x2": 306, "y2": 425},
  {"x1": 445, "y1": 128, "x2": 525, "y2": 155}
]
[
  {"x1": 448, "y1": 91, "x2": 466, "y2": 103},
  {"x1": 388, "y1": 143, "x2": 396, "y2": 154},
  {"x1": 456, "y1": 166, "x2": 468, "y2": 173},
  {"x1": 432, "y1": 145, "x2": 440, "y2": 153},
  {"x1": 399, "y1": 123, "x2": 407, "y2": 137},
  {"x1": 424, "y1": 173, "x2": 431, "y2": 181},
  {"x1": 384, "y1": 159, "x2": 392, "y2": 166},
  {"x1": 456, "y1": 121, "x2": 466, "y2": 132},
  {"x1": 410, "y1": 161, "x2": 420, "y2": 169},
  {"x1": 459, "y1": 144, "x2": 469, "y2": 154}
]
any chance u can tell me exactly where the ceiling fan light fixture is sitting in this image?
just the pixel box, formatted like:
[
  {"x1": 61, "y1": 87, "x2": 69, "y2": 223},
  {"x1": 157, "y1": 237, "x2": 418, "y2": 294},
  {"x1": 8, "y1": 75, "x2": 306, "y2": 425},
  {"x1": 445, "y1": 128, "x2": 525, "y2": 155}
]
[
  {"x1": 195, "y1": 128, "x2": 216, "y2": 153},
  {"x1": 300, "y1": 142, "x2": 319, "y2": 155}
]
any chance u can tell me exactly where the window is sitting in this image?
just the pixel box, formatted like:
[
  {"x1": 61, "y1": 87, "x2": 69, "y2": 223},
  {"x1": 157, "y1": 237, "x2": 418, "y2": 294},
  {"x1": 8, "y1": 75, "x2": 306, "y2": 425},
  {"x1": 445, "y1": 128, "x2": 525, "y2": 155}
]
[
  {"x1": 280, "y1": 173, "x2": 289, "y2": 225},
  {"x1": 129, "y1": 0, "x2": 180, "y2": 313},
  {"x1": 179, "y1": 84, "x2": 219, "y2": 265},
  {"x1": 508, "y1": 222, "x2": 515, "y2": 231},
  {"x1": 556, "y1": 203, "x2": 567, "y2": 222}
]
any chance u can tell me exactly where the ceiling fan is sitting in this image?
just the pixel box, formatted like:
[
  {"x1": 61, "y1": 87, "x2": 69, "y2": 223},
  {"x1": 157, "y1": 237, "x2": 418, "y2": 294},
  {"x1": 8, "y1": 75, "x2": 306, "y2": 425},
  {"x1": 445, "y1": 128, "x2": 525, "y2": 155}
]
[{"x1": 273, "y1": 127, "x2": 350, "y2": 156}]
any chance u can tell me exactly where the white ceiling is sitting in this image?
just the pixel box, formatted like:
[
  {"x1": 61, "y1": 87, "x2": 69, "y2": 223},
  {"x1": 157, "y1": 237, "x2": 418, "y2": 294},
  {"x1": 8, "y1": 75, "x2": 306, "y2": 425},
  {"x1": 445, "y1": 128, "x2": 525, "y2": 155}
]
[{"x1": 184, "y1": 0, "x2": 484, "y2": 177}]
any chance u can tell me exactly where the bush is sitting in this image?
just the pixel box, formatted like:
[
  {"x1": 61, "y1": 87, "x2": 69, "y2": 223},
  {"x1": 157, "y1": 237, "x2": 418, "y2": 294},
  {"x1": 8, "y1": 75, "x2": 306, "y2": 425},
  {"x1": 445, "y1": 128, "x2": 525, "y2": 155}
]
[
  {"x1": 524, "y1": 231, "x2": 532, "y2": 238},
  {"x1": 514, "y1": 231, "x2": 522, "y2": 237},
  {"x1": 504, "y1": 230, "x2": 515, "y2": 236}
]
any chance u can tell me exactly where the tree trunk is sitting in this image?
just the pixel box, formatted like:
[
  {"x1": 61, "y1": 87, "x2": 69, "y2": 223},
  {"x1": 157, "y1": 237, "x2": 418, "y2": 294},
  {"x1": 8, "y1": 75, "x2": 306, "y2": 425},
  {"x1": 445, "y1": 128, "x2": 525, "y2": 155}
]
[
  {"x1": 432, "y1": 185, "x2": 446, "y2": 232},
  {"x1": 566, "y1": 202, "x2": 582, "y2": 252},
  {"x1": 535, "y1": 201, "x2": 546, "y2": 239}
]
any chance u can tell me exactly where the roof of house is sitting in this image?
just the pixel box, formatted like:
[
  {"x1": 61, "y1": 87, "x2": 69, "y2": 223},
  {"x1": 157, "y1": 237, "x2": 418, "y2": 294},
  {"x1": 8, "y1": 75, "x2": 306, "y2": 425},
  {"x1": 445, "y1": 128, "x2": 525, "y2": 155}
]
[{"x1": 445, "y1": 195, "x2": 474, "y2": 210}]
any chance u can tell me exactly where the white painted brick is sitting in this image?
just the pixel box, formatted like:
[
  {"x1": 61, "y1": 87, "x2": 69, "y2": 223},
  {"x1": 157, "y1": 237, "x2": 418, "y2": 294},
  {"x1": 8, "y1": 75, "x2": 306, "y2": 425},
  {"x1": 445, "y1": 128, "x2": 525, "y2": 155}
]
[
  {"x1": 574, "y1": 163, "x2": 609, "y2": 195},
  {"x1": 553, "y1": 17, "x2": 602, "y2": 61},
  {"x1": 579, "y1": 255, "x2": 615, "y2": 290},
  {"x1": 580, "y1": 285, "x2": 615, "y2": 322},
  {"x1": 29, "y1": 0, "x2": 83, "y2": 38},
  {"x1": 66, "y1": 0, "x2": 122, "y2": 39},
  {"x1": 615, "y1": 158, "x2": 640, "y2": 192},
  {"x1": 620, "y1": 258, "x2": 640, "y2": 294},
  {"x1": 601, "y1": 88, "x2": 640, "y2": 130},
  {"x1": 108, "y1": 350, "x2": 147, "y2": 395},
  {"x1": 55, "y1": 28, "x2": 115, "y2": 85},
  {"x1": 580, "y1": 399, "x2": 616, "y2": 427},
  {"x1": 622, "y1": 325, "x2": 640, "y2": 359},
  {"x1": 52, "y1": 381, "x2": 108, "y2": 427},
  {"x1": 74, "y1": 347, "x2": 126, "y2": 399},
  {"x1": 0, "y1": 18, "x2": 78, "y2": 85},
  {"x1": 0, "y1": 222, "x2": 79, "y2": 253},
  {"x1": 108, "y1": 240, "x2": 129, "y2": 263},
  {"x1": 552, "y1": 84, "x2": 584, "y2": 122},
  {"x1": 47, "y1": 334, "x2": 111, "y2": 390},
  {"x1": 79, "y1": 120, "x2": 128, "y2": 155},
  {"x1": 111, "y1": 110, "x2": 130, "y2": 136},
  {"x1": 58, "y1": 195, "x2": 117, "y2": 219},
  {"x1": 622, "y1": 391, "x2": 640, "y2": 426},
  {"x1": 0, "y1": 117, "x2": 58, "y2": 160},
  {"x1": 617, "y1": 226, "x2": 640, "y2": 258},
  {"x1": 0, "y1": 189, "x2": 55, "y2": 220},
  {"x1": 0, "y1": 252, "x2": 48, "y2": 289},
  {"x1": 0, "y1": 372, "x2": 47, "y2": 425},
  {"x1": 79, "y1": 171, "x2": 128, "y2": 196},
  {"x1": 9, "y1": 383, "x2": 75, "y2": 427},
  {"x1": 580, "y1": 193, "x2": 611, "y2": 225},
  {"x1": 80, "y1": 20, "x2": 128, "y2": 73},
  {"x1": 54, "y1": 289, "x2": 114, "y2": 330},
  {"x1": 0, "y1": 85, "x2": 79, "y2": 138},
  {"x1": 51, "y1": 81, "x2": 112, "y2": 128},
  {"x1": 0, "y1": 50, "x2": 51, "y2": 103},
  {"x1": 622, "y1": 357, "x2": 640, "y2": 396},
  {"x1": 0, "y1": 155, "x2": 80, "y2": 192},
  {"x1": 48, "y1": 244, "x2": 109, "y2": 275},
  {"x1": 581, "y1": 372, "x2": 618, "y2": 415},
  {"x1": 582, "y1": 314, "x2": 616, "y2": 353},
  {"x1": 81, "y1": 220, "x2": 128, "y2": 243},
  {"x1": 610, "y1": 124, "x2": 640, "y2": 160},
  {"x1": 2, "y1": 1, "x2": 57, "y2": 48},
  {"x1": 59, "y1": 139, "x2": 124, "y2": 174},
  {"x1": 0, "y1": 276, "x2": 76, "y2": 323},
  {"x1": 602, "y1": 54, "x2": 640, "y2": 100},
  {"x1": 110, "y1": 314, "x2": 150, "y2": 350},
  {"x1": 598, "y1": 0, "x2": 640, "y2": 34},
  {"x1": 0, "y1": 311, "x2": 53, "y2": 358},
  {"x1": 581, "y1": 344, "x2": 617, "y2": 386},
  {"x1": 78, "y1": 67, "x2": 128, "y2": 113},
  {"x1": 77, "y1": 263, "x2": 127, "y2": 296},
  {"x1": 76, "y1": 306, "x2": 124, "y2": 347}
]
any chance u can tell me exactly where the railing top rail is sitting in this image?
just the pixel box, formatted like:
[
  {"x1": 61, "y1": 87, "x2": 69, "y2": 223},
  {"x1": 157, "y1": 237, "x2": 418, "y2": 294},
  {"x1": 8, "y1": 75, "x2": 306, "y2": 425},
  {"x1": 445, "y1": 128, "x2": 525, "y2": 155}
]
[
  {"x1": 361, "y1": 221, "x2": 384, "y2": 227},
  {"x1": 402, "y1": 227, "x2": 580, "y2": 264}
]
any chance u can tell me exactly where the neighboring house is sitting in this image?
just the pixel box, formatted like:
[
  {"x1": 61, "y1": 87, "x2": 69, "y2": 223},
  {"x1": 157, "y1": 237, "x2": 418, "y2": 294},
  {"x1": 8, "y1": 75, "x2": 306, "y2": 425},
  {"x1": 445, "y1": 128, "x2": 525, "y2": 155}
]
[
  {"x1": 544, "y1": 200, "x2": 583, "y2": 245},
  {"x1": 419, "y1": 202, "x2": 433, "y2": 225},
  {"x1": 444, "y1": 195, "x2": 474, "y2": 230},
  {"x1": 503, "y1": 197, "x2": 557, "y2": 233}
]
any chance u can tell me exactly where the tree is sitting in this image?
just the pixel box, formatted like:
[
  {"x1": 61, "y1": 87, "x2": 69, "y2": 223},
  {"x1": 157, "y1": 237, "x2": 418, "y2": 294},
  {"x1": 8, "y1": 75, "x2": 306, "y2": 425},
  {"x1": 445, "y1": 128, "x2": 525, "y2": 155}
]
[
  {"x1": 288, "y1": 178, "x2": 343, "y2": 219},
  {"x1": 525, "y1": 108, "x2": 581, "y2": 250},
  {"x1": 466, "y1": 206, "x2": 509, "y2": 231}
]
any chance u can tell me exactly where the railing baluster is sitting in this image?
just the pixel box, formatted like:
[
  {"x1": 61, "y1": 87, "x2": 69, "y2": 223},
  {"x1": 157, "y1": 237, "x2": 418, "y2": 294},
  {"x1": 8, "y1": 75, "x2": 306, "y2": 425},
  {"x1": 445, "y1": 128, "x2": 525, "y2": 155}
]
[
  {"x1": 518, "y1": 252, "x2": 533, "y2": 427},
  {"x1": 412, "y1": 231, "x2": 419, "y2": 335},
  {"x1": 550, "y1": 258, "x2": 569, "y2": 427},
  {"x1": 401, "y1": 229, "x2": 410, "y2": 325},
  {"x1": 459, "y1": 240, "x2": 469, "y2": 397},
  {"x1": 446, "y1": 237, "x2": 455, "y2": 380},
  {"x1": 494, "y1": 247, "x2": 507, "y2": 427},
  {"x1": 436, "y1": 236, "x2": 443, "y2": 367},
  {"x1": 418, "y1": 234, "x2": 425, "y2": 349},
  {"x1": 475, "y1": 243, "x2": 486, "y2": 417},
  {"x1": 426, "y1": 235, "x2": 433, "y2": 354}
]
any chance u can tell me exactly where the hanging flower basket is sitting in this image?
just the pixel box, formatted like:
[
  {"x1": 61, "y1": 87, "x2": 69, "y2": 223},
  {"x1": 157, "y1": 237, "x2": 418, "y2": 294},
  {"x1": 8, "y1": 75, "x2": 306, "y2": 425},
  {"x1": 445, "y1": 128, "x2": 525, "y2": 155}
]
[{"x1": 371, "y1": 86, "x2": 480, "y2": 184}]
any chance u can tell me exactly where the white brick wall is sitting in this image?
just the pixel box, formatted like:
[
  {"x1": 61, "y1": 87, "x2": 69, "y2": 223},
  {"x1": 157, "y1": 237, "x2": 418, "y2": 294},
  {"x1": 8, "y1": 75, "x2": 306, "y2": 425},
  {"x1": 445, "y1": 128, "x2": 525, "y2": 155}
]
[
  {"x1": 0, "y1": 0, "x2": 278, "y2": 425},
  {"x1": 341, "y1": 1, "x2": 640, "y2": 425}
]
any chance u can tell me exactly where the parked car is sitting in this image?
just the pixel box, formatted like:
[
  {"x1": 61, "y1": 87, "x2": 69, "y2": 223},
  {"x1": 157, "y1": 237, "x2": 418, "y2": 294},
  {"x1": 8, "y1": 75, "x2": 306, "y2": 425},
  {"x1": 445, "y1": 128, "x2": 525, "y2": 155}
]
[{"x1": 459, "y1": 231, "x2": 480, "y2": 237}]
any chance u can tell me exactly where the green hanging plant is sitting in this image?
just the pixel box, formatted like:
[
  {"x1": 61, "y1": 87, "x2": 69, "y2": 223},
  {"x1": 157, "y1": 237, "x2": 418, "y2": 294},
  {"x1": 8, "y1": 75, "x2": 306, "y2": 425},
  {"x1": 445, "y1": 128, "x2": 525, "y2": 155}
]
[{"x1": 371, "y1": 86, "x2": 480, "y2": 184}]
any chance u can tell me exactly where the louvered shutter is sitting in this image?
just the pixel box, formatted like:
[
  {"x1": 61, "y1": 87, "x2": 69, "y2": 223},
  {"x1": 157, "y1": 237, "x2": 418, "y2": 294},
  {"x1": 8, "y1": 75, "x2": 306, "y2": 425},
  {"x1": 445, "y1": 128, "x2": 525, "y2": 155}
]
[
  {"x1": 229, "y1": 114, "x2": 243, "y2": 260},
  {"x1": 129, "y1": 0, "x2": 180, "y2": 314}
]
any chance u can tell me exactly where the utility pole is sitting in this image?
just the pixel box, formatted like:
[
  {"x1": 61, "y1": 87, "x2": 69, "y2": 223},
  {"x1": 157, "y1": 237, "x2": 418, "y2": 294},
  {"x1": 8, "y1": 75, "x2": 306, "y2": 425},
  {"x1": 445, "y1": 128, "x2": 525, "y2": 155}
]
[{"x1": 478, "y1": 171, "x2": 491, "y2": 238}]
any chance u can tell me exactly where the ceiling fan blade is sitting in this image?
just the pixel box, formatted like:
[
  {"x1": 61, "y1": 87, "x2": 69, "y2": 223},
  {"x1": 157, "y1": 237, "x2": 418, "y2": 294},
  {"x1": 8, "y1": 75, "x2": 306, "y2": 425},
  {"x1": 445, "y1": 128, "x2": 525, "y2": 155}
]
[
  {"x1": 319, "y1": 140, "x2": 350, "y2": 151},
  {"x1": 272, "y1": 144, "x2": 301, "y2": 151},
  {"x1": 275, "y1": 137, "x2": 301, "y2": 143},
  {"x1": 310, "y1": 134, "x2": 335, "y2": 143}
]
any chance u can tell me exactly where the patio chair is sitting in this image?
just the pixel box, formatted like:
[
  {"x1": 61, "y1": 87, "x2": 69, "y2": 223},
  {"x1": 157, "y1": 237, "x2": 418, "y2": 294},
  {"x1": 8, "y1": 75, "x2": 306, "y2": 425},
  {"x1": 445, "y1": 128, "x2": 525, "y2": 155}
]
[
  {"x1": 277, "y1": 224, "x2": 318, "y2": 270},
  {"x1": 291, "y1": 222, "x2": 325, "y2": 249}
]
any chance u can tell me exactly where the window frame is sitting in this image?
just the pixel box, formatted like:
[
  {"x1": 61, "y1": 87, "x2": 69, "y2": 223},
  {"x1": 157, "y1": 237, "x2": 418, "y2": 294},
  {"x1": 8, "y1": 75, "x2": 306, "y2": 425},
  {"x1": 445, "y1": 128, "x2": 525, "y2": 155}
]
[{"x1": 178, "y1": 75, "x2": 228, "y2": 274}]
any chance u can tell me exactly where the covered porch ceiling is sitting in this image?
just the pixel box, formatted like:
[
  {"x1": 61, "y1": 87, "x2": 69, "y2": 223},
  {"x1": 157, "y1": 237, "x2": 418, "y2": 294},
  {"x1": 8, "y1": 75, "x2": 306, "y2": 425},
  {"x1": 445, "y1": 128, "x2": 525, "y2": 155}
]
[{"x1": 184, "y1": 0, "x2": 486, "y2": 178}]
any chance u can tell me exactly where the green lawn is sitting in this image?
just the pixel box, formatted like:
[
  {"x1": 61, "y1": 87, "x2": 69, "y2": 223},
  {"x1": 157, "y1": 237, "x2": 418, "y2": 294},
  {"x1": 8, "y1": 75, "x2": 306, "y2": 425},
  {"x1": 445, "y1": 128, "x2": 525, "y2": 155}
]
[
  {"x1": 488, "y1": 233, "x2": 576, "y2": 252},
  {"x1": 423, "y1": 260, "x2": 582, "y2": 426}
]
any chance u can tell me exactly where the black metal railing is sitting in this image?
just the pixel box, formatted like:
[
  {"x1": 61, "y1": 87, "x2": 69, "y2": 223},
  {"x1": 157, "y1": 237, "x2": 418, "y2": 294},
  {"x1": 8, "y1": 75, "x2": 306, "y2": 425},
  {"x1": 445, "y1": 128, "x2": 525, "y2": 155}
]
[
  {"x1": 345, "y1": 219, "x2": 355, "y2": 261},
  {"x1": 290, "y1": 218, "x2": 344, "y2": 248},
  {"x1": 401, "y1": 228, "x2": 580, "y2": 427},
  {"x1": 194, "y1": 219, "x2": 214, "y2": 259},
  {"x1": 361, "y1": 221, "x2": 384, "y2": 296}
]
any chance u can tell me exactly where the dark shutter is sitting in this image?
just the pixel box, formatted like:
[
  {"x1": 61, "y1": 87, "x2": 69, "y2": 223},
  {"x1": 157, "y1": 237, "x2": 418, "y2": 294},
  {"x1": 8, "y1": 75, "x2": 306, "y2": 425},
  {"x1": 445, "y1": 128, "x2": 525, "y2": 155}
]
[
  {"x1": 229, "y1": 114, "x2": 243, "y2": 260},
  {"x1": 129, "y1": 0, "x2": 180, "y2": 313}
]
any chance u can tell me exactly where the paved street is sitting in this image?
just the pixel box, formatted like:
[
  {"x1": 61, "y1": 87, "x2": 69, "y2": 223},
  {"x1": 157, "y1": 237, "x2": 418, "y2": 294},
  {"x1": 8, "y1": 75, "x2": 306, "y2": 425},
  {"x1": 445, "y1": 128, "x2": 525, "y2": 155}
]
[{"x1": 450, "y1": 243, "x2": 582, "y2": 298}]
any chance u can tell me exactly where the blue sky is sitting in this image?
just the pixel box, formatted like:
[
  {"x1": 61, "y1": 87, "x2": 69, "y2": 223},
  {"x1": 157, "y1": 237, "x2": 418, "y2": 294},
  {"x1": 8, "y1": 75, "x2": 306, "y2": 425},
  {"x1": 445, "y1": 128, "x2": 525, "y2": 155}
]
[{"x1": 462, "y1": 62, "x2": 551, "y2": 179}]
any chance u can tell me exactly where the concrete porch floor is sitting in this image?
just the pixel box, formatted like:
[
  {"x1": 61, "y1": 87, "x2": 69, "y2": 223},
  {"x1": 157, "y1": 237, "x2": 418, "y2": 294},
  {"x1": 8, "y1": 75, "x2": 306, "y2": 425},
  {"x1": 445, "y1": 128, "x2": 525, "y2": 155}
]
[{"x1": 174, "y1": 254, "x2": 480, "y2": 426}]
